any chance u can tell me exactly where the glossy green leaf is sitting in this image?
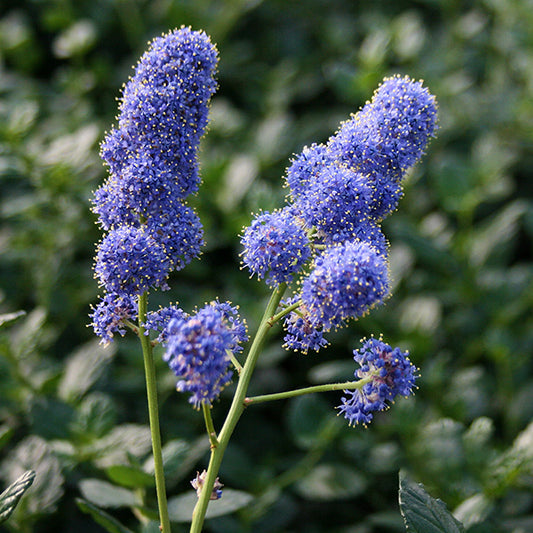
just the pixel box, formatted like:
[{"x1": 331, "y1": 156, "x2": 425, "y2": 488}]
[
  {"x1": 105, "y1": 464, "x2": 155, "y2": 489},
  {"x1": 487, "y1": 420, "x2": 533, "y2": 496},
  {"x1": 399, "y1": 472, "x2": 465, "y2": 533},
  {"x1": 92, "y1": 424, "x2": 152, "y2": 468},
  {"x1": 453, "y1": 493, "x2": 493, "y2": 529},
  {"x1": 58, "y1": 340, "x2": 116, "y2": 403},
  {"x1": 0, "y1": 311, "x2": 26, "y2": 330},
  {"x1": 78, "y1": 479, "x2": 140, "y2": 509}
]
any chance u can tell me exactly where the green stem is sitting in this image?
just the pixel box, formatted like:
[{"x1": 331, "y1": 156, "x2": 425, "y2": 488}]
[
  {"x1": 227, "y1": 349, "x2": 243, "y2": 374},
  {"x1": 189, "y1": 284, "x2": 287, "y2": 533},
  {"x1": 243, "y1": 377, "x2": 373, "y2": 406},
  {"x1": 268, "y1": 299, "x2": 302, "y2": 326},
  {"x1": 138, "y1": 293, "x2": 171, "y2": 533},
  {"x1": 202, "y1": 402, "x2": 219, "y2": 448}
]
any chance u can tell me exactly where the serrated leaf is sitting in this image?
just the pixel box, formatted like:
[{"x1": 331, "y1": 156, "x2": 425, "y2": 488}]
[
  {"x1": 105, "y1": 465, "x2": 155, "y2": 489},
  {"x1": 58, "y1": 340, "x2": 115, "y2": 402},
  {"x1": 76, "y1": 498, "x2": 135, "y2": 533},
  {"x1": 399, "y1": 472, "x2": 465, "y2": 533},
  {"x1": 0, "y1": 470, "x2": 35, "y2": 523},
  {"x1": 167, "y1": 489, "x2": 253, "y2": 522},
  {"x1": 1, "y1": 436, "x2": 64, "y2": 517},
  {"x1": 295, "y1": 463, "x2": 367, "y2": 501},
  {"x1": 78, "y1": 478, "x2": 140, "y2": 509}
]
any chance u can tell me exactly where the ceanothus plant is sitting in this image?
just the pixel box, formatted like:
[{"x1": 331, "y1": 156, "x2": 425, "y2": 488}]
[{"x1": 90, "y1": 27, "x2": 437, "y2": 533}]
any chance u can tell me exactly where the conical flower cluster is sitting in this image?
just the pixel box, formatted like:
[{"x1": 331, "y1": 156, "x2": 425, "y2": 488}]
[
  {"x1": 91, "y1": 27, "x2": 218, "y2": 343},
  {"x1": 241, "y1": 75, "x2": 438, "y2": 353}
]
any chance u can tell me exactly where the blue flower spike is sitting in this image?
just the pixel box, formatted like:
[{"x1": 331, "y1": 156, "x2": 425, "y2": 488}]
[{"x1": 91, "y1": 27, "x2": 218, "y2": 342}]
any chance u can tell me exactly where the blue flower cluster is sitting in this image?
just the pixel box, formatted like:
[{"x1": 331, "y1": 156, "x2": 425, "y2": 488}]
[
  {"x1": 91, "y1": 27, "x2": 218, "y2": 343},
  {"x1": 301, "y1": 240, "x2": 390, "y2": 331},
  {"x1": 241, "y1": 75, "x2": 437, "y2": 353},
  {"x1": 337, "y1": 337, "x2": 418, "y2": 426},
  {"x1": 282, "y1": 296, "x2": 329, "y2": 354},
  {"x1": 240, "y1": 208, "x2": 311, "y2": 287},
  {"x1": 161, "y1": 301, "x2": 248, "y2": 407},
  {"x1": 90, "y1": 293, "x2": 138, "y2": 344}
]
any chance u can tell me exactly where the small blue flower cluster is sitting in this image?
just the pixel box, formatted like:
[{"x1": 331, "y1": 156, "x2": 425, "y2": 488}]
[
  {"x1": 240, "y1": 208, "x2": 311, "y2": 288},
  {"x1": 90, "y1": 27, "x2": 218, "y2": 343},
  {"x1": 162, "y1": 301, "x2": 248, "y2": 408},
  {"x1": 337, "y1": 337, "x2": 418, "y2": 426},
  {"x1": 241, "y1": 75, "x2": 438, "y2": 354}
]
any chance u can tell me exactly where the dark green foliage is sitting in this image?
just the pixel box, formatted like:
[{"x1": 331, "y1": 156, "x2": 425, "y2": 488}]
[{"x1": 1, "y1": 0, "x2": 532, "y2": 531}]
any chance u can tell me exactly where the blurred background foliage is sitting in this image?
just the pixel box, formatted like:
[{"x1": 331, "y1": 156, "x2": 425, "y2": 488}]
[{"x1": 0, "y1": 0, "x2": 532, "y2": 532}]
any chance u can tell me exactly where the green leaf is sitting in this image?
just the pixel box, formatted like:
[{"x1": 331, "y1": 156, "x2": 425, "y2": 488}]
[
  {"x1": 487, "y1": 420, "x2": 533, "y2": 496},
  {"x1": 0, "y1": 424, "x2": 14, "y2": 451},
  {"x1": 78, "y1": 478, "x2": 141, "y2": 509},
  {"x1": 72, "y1": 392, "x2": 117, "y2": 439},
  {"x1": 453, "y1": 493, "x2": 493, "y2": 529},
  {"x1": 167, "y1": 489, "x2": 253, "y2": 523},
  {"x1": 295, "y1": 463, "x2": 367, "y2": 501},
  {"x1": 105, "y1": 465, "x2": 155, "y2": 489},
  {"x1": 399, "y1": 472, "x2": 465, "y2": 533},
  {"x1": 0, "y1": 470, "x2": 35, "y2": 523},
  {"x1": 0, "y1": 311, "x2": 26, "y2": 330},
  {"x1": 9, "y1": 308, "x2": 47, "y2": 361},
  {"x1": 58, "y1": 340, "x2": 116, "y2": 403},
  {"x1": 92, "y1": 424, "x2": 152, "y2": 468},
  {"x1": 1, "y1": 436, "x2": 64, "y2": 517},
  {"x1": 76, "y1": 498, "x2": 135, "y2": 533}
]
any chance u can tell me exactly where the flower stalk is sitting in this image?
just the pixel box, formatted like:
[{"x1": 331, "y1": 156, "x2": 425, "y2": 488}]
[
  {"x1": 190, "y1": 283, "x2": 287, "y2": 532},
  {"x1": 243, "y1": 377, "x2": 374, "y2": 406},
  {"x1": 138, "y1": 293, "x2": 171, "y2": 533}
]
